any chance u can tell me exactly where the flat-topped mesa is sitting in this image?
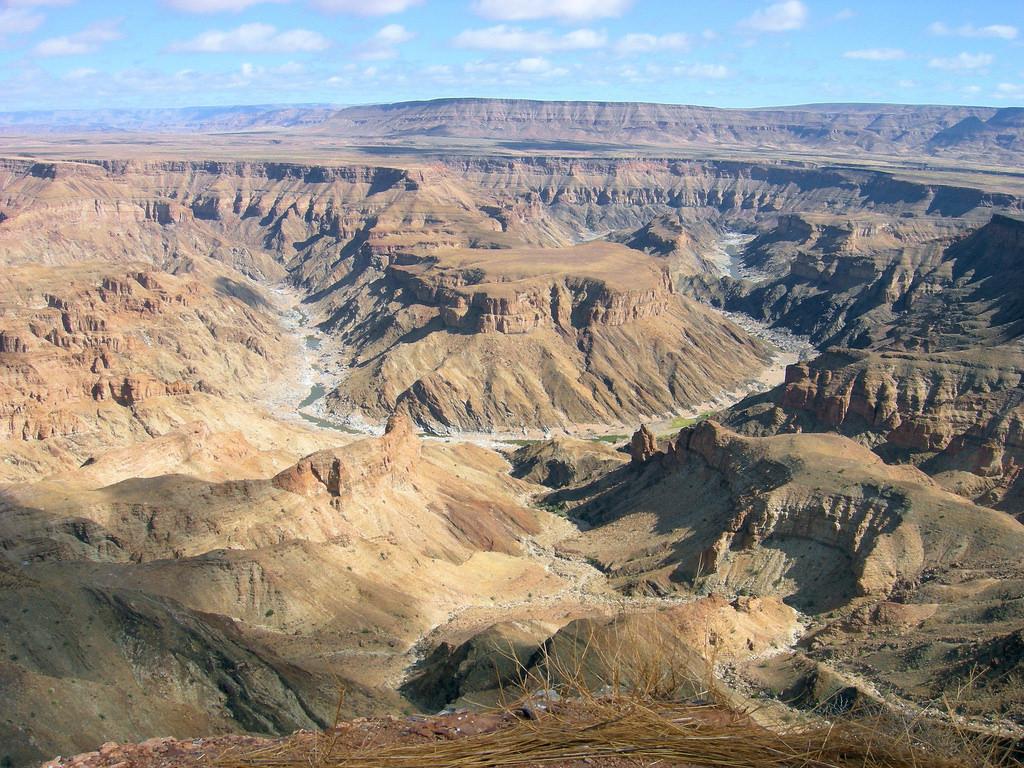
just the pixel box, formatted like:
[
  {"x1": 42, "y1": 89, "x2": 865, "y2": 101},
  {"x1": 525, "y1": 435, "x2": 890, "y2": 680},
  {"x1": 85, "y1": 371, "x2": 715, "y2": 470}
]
[{"x1": 391, "y1": 242, "x2": 675, "y2": 335}]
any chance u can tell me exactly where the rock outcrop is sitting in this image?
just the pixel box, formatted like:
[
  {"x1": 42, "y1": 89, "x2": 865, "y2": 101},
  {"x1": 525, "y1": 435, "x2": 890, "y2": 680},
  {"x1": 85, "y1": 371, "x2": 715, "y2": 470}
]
[
  {"x1": 721, "y1": 215, "x2": 1024, "y2": 513},
  {"x1": 629, "y1": 424, "x2": 658, "y2": 464},
  {"x1": 321, "y1": 241, "x2": 773, "y2": 433},
  {"x1": 272, "y1": 412, "x2": 420, "y2": 498},
  {"x1": 558, "y1": 420, "x2": 1024, "y2": 610},
  {"x1": 0, "y1": 261, "x2": 285, "y2": 479},
  {"x1": 509, "y1": 436, "x2": 627, "y2": 489}
]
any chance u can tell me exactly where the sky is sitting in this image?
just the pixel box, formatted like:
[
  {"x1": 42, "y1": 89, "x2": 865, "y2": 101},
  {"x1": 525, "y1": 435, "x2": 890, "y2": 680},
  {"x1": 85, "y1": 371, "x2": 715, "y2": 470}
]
[{"x1": 0, "y1": 0, "x2": 1022, "y2": 112}]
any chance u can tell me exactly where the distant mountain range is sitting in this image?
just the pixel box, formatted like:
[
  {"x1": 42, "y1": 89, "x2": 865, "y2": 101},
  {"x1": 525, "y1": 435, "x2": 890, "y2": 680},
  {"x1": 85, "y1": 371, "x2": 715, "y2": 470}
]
[
  {"x1": 2, "y1": 98, "x2": 1022, "y2": 162},
  {"x1": 0, "y1": 103, "x2": 342, "y2": 132}
]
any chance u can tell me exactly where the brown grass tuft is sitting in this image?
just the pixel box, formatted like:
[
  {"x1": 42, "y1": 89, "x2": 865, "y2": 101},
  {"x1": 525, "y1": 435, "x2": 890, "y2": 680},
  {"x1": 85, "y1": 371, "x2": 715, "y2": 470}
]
[{"x1": 216, "y1": 620, "x2": 1019, "y2": 768}]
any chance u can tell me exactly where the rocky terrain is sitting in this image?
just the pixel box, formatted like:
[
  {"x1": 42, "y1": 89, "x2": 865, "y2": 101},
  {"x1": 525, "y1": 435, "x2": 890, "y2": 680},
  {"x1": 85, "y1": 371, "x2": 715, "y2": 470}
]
[
  {"x1": 4, "y1": 99, "x2": 1024, "y2": 165},
  {"x1": 328, "y1": 241, "x2": 770, "y2": 432},
  {"x1": 705, "y1": 212, "x2": 1024, "y2": 515},
  {"x1": 3, "y1": 153, "x2": 1019, "y2": 444},
  {"x1": 1, "y1": 103, "x2": 1024, "y2": 767}
]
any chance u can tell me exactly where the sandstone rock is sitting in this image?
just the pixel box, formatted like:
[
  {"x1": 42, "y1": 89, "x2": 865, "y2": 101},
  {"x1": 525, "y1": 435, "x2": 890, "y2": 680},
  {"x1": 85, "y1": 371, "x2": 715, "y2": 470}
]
[
  {"x1": 567, "y1": 421, "x2": 1024, "y2": 611},
  {"x1": 629, "y1": 424, "x2": 658, "y2": 465},
  {"x1": 0, "y1": 330, "x2": 29, "y2": 353},
  {"x1": 509, "y1": 437, "x2": 627, "y2": 489},
  {"x1": 273, "y1": 412, "x2": 421, "y2": 498}
]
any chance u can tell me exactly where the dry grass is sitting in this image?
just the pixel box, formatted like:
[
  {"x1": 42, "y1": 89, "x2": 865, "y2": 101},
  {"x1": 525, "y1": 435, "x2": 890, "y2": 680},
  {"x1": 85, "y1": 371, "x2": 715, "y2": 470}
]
[
  {"x1": 217, "y1": 698, "x2": 1011, "y2": 768},
  {"x1": 214, "y1": 618, "x2": 1020, "y2": 768}
]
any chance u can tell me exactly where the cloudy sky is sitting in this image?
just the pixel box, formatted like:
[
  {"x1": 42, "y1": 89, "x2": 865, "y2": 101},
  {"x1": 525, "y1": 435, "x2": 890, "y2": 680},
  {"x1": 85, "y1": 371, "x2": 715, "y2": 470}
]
[{"x1": 0, "y1": 0, "x2": 1021, "y2": 111}]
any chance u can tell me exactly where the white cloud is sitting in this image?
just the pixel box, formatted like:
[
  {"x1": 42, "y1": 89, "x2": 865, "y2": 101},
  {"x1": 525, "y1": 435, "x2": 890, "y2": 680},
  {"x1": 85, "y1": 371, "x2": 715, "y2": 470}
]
[
  {"x1": 273, "y1": 60, "x2": 304, "y2": 75},
  {"x1": 614, "y1": 32, "x2": 689, "y2": 55},
  {"x1": 674, "y1": 62, "x2": 729, "y2": 79},
  {"x1": 165, "y1": 0, "x2": 287, "y2": 11},
  {"x1": 63, "y1": 67, "x2": 96, "y2": 80},
  {"x1": 35, "y1": 19, "x2": 122, "y2": 56},
  {"x1": 0, "y1": 0, "x2": 75, "y2": 42},
  {"x1": 0, "y1": 7, "x2": 43, "y2": 39},
  {"x1": 928, "y1": 21, "x2": 1017, "y2": 40},
  {"x1": 928, "y1": 52, "x2": 994, "y2": 71},
  {"x1": 233, "y1": 60, "x2": 304, "y2": 82},
  {"x1": 169, "y1": 22, "x2": 330, "y2": 53},
  {"x1": 311, "y1": 0, "x2": 422, "y2": 13},
  {"x1": 358, "y1": 23, "x2": 415, "y2": 59},
  {"x1": 513, "y1": 56, "x2": 568, "y2": 76},
  {"x1": 995, "y1": 82, "x2": 1024, "y2": 98},
  {"x1": 453, "y1": 25, "x2": 605, "y2": 52},
  {"x1": 739, "y1": 0, "x2": 807, "y2": 33},
  {"x1": 463, "y1": 59, "x2": 500, "y2": 74},
  {"x1": 834, "y1": 8, "x2": 855, "y2": 21},
  {"x1": 373, "y1": 23, "x2": 414, "y2": 46},
  {"x1": 843, "y1": 48, "x2": 907, "y2": 61},
  {"x1": 473, "y1": 0, "x2": 630, "y2": 22}
]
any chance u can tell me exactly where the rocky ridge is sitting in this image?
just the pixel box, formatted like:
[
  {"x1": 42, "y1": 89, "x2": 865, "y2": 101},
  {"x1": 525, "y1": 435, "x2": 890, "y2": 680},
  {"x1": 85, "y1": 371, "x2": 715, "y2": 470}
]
[
  {"x1": 715, "y1": 214, "x2": 1024, "y2": 514},
  {"x1": 0, "y1": 415, "x2": 573, "y2": 765},
  {"x1": 4, "y1": 100, "x2": 1024, "y2": 165}
]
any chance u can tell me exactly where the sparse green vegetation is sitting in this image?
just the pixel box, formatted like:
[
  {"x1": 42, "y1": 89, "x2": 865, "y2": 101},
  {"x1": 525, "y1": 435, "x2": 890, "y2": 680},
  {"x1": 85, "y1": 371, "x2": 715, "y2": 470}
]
[
  {"x1": 660, "y1": 411, "x2": 713, "y2": 437},
  {"x1": 534, "y1": 500, "x2": 569, "y2": 517}
]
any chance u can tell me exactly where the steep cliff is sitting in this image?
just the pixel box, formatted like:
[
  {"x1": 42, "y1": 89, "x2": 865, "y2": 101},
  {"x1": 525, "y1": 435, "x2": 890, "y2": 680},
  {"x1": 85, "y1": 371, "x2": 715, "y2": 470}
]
[
  {"x1": 555, "y1": 420, "x2": 1024, "y2": 613},
  {"x1": 719, "y1": 215, "x2": 1024, "y2": 513}
]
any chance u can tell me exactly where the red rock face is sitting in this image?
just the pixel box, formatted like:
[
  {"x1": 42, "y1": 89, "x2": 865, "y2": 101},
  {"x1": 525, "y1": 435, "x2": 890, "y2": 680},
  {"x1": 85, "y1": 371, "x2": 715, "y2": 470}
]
[
  {"x1": 0, "y1": 264, "x2": 283, "y2": 445},
  {"x1": 394, "y1": 262, "x2": 674, "y2": 336},
  {"x1": 591, "y1": 419, "x2": 1024, "y2": 602},
  {"x1": 734, "y1": 345, "x2": 1024, "y2": 513},
  {"x1": 0, "y1": 330, "x2": 30, "y2": 353}
]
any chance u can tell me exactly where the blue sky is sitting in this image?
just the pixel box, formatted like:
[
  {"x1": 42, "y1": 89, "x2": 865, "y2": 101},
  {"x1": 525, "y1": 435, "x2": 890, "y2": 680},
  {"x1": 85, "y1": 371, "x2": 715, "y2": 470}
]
[{"x1": 0, "y1": 0, "x2": 1022, "y2": 111}]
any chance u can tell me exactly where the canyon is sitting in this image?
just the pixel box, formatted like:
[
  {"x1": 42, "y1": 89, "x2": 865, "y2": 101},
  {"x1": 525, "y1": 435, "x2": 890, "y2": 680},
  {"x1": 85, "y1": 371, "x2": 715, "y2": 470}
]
[{"x1": 1, "y1": 99, "x2": 1023, "y2": 767}]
